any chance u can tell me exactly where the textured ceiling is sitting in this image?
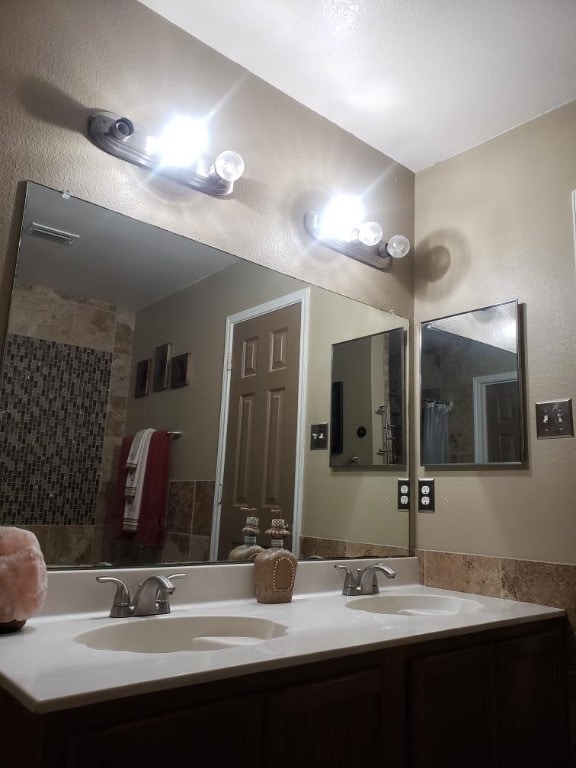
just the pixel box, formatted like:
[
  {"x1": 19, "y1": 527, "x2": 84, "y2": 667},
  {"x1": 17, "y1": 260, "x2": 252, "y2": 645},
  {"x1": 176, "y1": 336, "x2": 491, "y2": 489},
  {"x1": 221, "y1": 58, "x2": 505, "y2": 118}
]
[{"x1": 138, "y1": 0, "x2": 576, "y2": 171}]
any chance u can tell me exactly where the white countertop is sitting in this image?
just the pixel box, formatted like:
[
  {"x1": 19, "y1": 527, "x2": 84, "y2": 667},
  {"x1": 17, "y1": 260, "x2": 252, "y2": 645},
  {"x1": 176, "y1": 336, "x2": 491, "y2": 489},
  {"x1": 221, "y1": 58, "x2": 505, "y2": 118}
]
[{"x1": 0, "y1": 558, "x2": 563, "y2": 714}]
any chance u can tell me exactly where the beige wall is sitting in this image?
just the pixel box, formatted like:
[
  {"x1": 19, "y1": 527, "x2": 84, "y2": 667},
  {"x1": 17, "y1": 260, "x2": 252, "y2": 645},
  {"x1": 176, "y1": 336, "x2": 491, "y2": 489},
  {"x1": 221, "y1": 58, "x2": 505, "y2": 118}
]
[
  {"x1": 414, "y1": 100, "x2": 576, "y2": 564},
  {"x1": 0, "y1": 0, "x2": 414, "y2": 347},
  {"x1": 303, "y1": 287, "x2": 409, "y2": 548}
]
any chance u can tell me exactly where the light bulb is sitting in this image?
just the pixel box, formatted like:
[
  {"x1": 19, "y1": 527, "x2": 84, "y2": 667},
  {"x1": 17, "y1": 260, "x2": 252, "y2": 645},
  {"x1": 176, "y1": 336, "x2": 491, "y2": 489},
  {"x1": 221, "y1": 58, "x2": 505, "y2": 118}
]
[
  {"x1": 357, "y1": 221, "x2": 383, "y2": 247},
  {"x1": 213, "y1": 150, "x2": 245, "y2": 182},
  {"x1": 156, "y1": 117, "x2": 208, "y2": 169},
  {"x1": 318, "y1": 195, "x2": 363, "y2": 242},
  {"x1": 385, "y1": 234, "x2": 410, "y2": 259}
]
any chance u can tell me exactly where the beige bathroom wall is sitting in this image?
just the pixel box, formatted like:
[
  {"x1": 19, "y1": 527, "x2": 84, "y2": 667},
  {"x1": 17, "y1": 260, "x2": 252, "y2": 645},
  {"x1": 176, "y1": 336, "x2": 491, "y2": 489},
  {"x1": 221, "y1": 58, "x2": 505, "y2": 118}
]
[
  {"x1": 0, "y1": 0, "x2": 414, "y2": 351},
  {"x1": 303, "y1": 287, "x2": 409, "y2": 548},
  {"x1": 414, "y1": 100, "x2": 576, "y2": 564}
]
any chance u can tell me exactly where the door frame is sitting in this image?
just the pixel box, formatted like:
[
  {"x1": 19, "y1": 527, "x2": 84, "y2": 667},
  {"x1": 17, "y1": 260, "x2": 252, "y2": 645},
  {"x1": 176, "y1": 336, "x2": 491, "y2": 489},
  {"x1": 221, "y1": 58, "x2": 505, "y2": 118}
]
[
  {"x1": 210, "y1": 289, "x2": 310, "y2": 560},
  {"x1": 473, "y1": 371, "x2": 518, "y2": 463}
]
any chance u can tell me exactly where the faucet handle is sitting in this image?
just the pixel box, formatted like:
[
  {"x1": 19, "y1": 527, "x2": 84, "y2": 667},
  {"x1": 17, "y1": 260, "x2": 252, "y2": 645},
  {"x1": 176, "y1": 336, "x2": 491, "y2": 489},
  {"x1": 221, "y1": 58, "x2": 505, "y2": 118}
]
[
  {"x1": 334, "y1": 564, "x2": 360, "y2": 596},
  {"x1": 164, "y1": 573, "x2": 186, "y2": 588},
  {"x1": 96, "y1": 576, "x2": 131, "y2": 618},
  {"x1": 357, "y1": 563, "x2": 397, "y2": 595},
  {"x1": 156, "y1": 574, "x2": 186, "y2": 607}
]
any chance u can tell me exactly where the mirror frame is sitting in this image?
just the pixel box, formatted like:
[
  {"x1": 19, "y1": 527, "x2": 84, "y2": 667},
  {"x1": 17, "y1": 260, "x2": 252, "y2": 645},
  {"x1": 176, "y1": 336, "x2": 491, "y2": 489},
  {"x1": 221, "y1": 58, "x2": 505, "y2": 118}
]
[{"x1": 419, "y1": 300, "x2": 527, "y2": 469}]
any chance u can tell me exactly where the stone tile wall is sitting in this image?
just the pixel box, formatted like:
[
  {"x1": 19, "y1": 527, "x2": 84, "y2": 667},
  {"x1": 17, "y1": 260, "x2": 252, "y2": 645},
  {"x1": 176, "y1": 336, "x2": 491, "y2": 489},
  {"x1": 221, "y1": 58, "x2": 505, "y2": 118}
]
[
  {"x1": 161, "y1": 480, "x2": 214, "y2": 563},
  {"x1": 1, "y1": 284, "x2": 134, "y2": 565},
  {"x1": 301, "y1": 535, "x2": 409, "y2": 559}
]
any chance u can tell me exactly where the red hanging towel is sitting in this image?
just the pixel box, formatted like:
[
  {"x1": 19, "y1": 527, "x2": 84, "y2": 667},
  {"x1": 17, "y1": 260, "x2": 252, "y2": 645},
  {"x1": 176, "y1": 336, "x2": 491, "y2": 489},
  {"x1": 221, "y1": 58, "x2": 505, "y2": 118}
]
[
  {"x1": 111, "y1": 430, "x2": 170, "y2": 546},
  {"x1": 136, "y1": 430, "x2": 170, "y2": 546}
]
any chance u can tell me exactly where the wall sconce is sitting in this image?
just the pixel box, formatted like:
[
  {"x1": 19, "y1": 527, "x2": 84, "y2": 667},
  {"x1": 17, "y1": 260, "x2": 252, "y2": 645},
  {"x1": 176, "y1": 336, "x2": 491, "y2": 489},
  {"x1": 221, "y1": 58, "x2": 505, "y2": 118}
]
[
  {"x1": 88, "y1": 111, "x2": 245, "y2": 197},
  {"x1": 304, "y1": 195, "x2": 410, "y2": 270}
]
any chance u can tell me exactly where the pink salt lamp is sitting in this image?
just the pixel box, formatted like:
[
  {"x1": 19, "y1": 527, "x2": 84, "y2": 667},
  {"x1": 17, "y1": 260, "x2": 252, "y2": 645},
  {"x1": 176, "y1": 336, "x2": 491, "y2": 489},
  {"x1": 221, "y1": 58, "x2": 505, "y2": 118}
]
[{"x1": 0, "y1": 527, "x2": 48, "y2": 633}]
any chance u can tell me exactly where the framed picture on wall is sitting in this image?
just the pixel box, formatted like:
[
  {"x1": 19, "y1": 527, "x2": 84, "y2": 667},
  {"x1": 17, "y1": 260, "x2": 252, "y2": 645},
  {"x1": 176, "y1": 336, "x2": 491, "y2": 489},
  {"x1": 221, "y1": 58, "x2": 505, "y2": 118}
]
[
  {"x1": 152, "y1": 343, "x2": 171, "y2": 391},
  {"x1": 134, "y1": 359, "x2": 151, "y2": 398},
  {"x1": 170, "y1": 352, "x2": 191, "y2": 389}
]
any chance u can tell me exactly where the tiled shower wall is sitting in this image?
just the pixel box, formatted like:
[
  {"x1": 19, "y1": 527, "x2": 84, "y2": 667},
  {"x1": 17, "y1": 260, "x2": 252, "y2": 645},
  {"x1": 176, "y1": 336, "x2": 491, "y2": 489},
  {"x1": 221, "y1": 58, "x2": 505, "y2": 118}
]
[
  {"x1": 108, "y1": 480, "x2": 215, "y2": 565},
  {"x1": 0, "y1": 334, "x2": 111, "y2": 525},
  {"x1": 1, "y1": 284, "x2": 217, "y2": 565},
  {"x1": 1, "y1": 284, "x2": 134, "y2": 564}
]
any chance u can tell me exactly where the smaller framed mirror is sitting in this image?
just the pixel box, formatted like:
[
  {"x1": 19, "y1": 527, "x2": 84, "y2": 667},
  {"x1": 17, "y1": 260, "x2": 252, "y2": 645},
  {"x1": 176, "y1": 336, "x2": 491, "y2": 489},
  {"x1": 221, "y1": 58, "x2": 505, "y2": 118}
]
[
  {"x1": 420, "y1": 300, "x2": 526, "y2": 467},
  {"x1": 330, "y1": 327, "x2": 406, "y2": 469}
]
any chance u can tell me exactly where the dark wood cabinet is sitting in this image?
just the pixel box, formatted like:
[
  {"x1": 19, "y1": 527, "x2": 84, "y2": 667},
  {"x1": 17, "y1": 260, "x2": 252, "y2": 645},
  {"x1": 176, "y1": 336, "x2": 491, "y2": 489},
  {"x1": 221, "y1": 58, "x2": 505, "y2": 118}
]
[
  {"x1": 409, "y1": 644, "x2": 498, "y2": 768},
  {"x1": 497, "y1": 628, "x2": 569, "y2": 766},
  {"x1": 267, "y1": 669, "x2": 389, "y2": 768},
  {"x1": 66, "y1": 695, "x2": 264, "y2": 768},
  {"x1": 1, "y1": 618, "x2": 569, "y2": 768}
]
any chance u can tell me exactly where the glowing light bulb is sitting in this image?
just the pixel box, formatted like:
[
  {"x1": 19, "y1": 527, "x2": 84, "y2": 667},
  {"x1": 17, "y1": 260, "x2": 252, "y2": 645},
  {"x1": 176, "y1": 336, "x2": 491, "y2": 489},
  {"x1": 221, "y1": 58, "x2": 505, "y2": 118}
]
[
  {"x1": 385, "y1": 234, "x2": 410, "y2": 259},
  {"x1": 357, "y1": 221, "x2": 383, "y2": 247},
  {"x1": 213, "y1": 150, "x2": 245, "y2": 182},
  {"x1": 318, "y1": 195, "x2": 363, "y2": 242},
  {"x1": 156, "y1": 117, "x2": 208, "y2": 168}
]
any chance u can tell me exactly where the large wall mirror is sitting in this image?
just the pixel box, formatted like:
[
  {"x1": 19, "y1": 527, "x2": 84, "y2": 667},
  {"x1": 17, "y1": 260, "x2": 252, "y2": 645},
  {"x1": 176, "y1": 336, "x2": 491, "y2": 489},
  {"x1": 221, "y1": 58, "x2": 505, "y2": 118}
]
[
  {"x1": 0, "y1": 182, "x2": 410, "y2": 567},
  {"x1": 420, "y1": 300, "x2": 526, "y2": 467}
]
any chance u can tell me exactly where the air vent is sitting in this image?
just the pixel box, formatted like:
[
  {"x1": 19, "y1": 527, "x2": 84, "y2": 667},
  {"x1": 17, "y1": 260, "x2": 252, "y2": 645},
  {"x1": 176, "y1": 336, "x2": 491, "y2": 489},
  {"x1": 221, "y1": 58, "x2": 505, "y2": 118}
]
[{"x1": 26, "y1": 222, "x2": 79, "y2": 246}]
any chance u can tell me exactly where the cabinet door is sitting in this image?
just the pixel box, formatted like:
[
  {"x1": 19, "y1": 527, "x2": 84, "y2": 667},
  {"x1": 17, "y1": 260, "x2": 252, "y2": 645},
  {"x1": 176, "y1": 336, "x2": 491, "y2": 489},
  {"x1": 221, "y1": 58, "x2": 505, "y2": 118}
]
[
  {"x1": 266, "y1": 668, "x2": 394, "y2": 768},
  {"x1": 497, "y1": 629, "x2": 569, "y2": 767},
  {"x1": 65, "y1": 694, "x2": 263, "y2": 768},
  {"x1": 409, "y1": 644, "x2": 498, "y2": 768}
]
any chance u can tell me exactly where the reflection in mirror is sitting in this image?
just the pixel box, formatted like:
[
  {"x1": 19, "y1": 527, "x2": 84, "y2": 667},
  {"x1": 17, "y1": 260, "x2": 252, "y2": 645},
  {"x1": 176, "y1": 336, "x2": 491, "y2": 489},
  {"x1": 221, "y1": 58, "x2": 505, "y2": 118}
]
[
  {"x1": 330, "y1": 329, "x2": 405, "y2": 468},
  {"x1": 420, "y1": 300, "x2": 525, "y2": 466},
  {"x1": 0, "y1": 182, "x2": 410, "y2": 567}
]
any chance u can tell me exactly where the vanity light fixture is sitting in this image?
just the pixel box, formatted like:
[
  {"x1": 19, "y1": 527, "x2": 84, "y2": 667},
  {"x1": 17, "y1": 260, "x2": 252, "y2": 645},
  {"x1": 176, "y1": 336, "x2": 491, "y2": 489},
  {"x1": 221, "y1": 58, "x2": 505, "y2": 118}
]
[
  {"x1": 88, "y1": 111, "x2": 245, "y2": 197},
  {"x1": 304, "y1": 195, "x2": 410, "y2": 270}
]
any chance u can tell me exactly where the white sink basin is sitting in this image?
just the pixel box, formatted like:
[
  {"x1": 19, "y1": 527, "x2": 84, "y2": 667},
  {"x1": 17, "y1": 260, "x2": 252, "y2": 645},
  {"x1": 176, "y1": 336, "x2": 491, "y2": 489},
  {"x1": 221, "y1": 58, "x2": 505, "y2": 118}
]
[
  {"x1": 74, "y1": 615, "x2": 287, "y2": 653},
  {"x1": 346, "y1": 593, "x2": 484, "y2": 617}
]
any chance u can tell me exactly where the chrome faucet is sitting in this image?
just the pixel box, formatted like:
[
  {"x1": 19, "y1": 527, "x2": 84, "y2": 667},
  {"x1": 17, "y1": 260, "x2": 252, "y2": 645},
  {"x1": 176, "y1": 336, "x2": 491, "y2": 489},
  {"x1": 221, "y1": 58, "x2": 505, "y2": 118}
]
[
  {"x1": 335, "y1": 563, "x2": 396, "y2": 596},
  {"x1": 96, "y1": 573, "x2": 186, "y2": 618}
]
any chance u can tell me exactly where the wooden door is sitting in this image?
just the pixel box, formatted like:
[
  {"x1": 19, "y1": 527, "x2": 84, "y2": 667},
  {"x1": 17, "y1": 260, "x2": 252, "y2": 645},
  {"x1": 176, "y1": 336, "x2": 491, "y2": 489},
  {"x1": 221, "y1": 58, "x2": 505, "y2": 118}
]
[
  {"x1": 485, "y1": 380, "x2": 520, "y2": 462},
  {"x1": 217, "y1": 302, "x2": 301, "y2": 559}
]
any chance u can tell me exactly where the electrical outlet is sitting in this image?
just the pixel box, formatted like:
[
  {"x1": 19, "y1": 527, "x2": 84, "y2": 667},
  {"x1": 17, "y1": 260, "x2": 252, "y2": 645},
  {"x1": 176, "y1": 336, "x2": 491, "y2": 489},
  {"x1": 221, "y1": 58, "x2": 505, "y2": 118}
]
[
  {"x1": 418, "y1": 478, "x2": 435, "y2": 513},
  {"x1": 397, "y1": 479, "x2": 410, "y2": 511},
  {"x1": 535, "y1": 399, "x2": 574, "y2": 439}
]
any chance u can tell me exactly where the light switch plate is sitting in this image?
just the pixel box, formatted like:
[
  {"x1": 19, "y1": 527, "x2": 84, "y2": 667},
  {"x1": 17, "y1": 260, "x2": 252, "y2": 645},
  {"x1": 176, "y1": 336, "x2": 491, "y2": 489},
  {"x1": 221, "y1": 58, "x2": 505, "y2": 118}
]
[
  {"x1": 418, "y1": 478, "x2": 435, "y2": 513},
  {"x1": 535, "y1": 399, "x2": 574, "y2": 439},
  {"x1": 310, "y1": 423, "x2": 328, "y2": 450}
]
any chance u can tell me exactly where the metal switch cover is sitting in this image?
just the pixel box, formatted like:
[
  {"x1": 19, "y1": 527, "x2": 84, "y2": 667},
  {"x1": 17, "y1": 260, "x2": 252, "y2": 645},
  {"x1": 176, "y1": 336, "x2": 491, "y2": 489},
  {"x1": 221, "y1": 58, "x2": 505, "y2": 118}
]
[
  {"x1": 310, "y1": 423, "x2": 328, "y2": 450},
  {"x1": 535, "y1": 399, "x2": 574, "y2": 439}
]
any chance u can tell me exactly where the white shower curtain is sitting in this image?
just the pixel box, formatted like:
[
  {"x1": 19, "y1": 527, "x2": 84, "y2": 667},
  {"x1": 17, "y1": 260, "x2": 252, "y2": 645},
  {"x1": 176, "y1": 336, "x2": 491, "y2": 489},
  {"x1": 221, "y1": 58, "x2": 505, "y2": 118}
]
[{"x1": 422, "y1": 401, "x2": 453, "y2": 464}]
